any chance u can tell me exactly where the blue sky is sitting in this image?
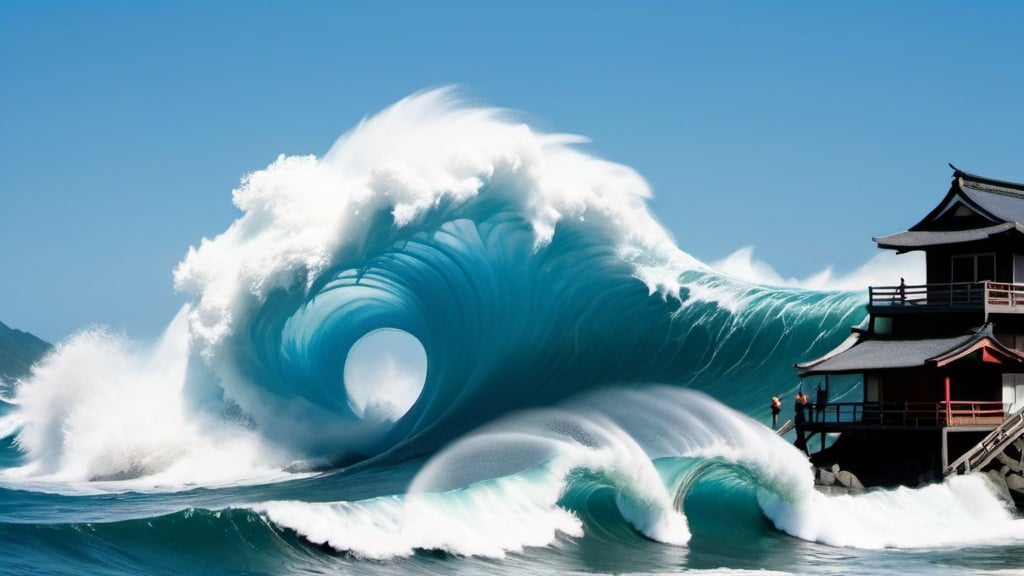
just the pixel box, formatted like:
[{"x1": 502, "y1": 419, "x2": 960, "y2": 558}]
[{"x1": 2, "y1": 1, "x2": 1023, "y2": 342}]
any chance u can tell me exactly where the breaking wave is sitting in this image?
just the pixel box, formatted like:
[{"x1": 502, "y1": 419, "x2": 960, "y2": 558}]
[
  {"x1": 0, "y1": 88, "x2": 863, "y2": 483},
  {"x1": 255, "y1": 388, "x2": 1024, "y2": 558}
]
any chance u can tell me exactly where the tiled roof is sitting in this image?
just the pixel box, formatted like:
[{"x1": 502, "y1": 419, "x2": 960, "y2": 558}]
[
  {"x1": 875, "y1": 166, "x2": 1024, "y2": 251},
  {"x1": 875, "y1": 222, "x2": 1024, "y2": 250},
  {"x1": 797, "y1": 325, "x2": 1024, "y2": 375}
]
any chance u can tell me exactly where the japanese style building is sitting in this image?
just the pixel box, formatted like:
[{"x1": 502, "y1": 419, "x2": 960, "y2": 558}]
[{"x1": 795, "y1": 165, "x2": 1024, "y2": 502}]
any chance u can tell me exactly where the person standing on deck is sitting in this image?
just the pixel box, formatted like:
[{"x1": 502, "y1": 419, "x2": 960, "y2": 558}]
[
  {"x1": 816, "y1": 384, "x2": 828, "y2": 422},
  {"x1": 794, "y1": 392, "x2": 808, "y2": 423},
  {"x1": 770, "y1": 395, "x2": 781, "y2": 427},
  {"x1": 794, "y1": 392, "x2": 808, "y2": 453}
]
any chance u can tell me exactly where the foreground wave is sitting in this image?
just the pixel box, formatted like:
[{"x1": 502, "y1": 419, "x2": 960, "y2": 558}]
[{"x1": 253, "y1": 388, "x2": 1024, "y2": 558}]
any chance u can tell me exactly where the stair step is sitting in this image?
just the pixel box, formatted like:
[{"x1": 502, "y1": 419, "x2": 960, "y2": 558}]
[{"x1": 945, "y1": 407, "x2": 1024, "y2": 476}]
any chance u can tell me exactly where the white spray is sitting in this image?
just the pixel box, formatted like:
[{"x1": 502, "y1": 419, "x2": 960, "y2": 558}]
[{"x1": 0, "y1": 308, "x2": 291, "y2": 490}]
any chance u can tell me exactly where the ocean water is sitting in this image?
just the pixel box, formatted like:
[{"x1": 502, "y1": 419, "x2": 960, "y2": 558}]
[{"x1": 3, "y1": 89, "x2": 1024, "y2": 575}]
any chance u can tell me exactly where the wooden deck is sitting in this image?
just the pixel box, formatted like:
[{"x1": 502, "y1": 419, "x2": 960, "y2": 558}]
[
  {"x1": 795, "y1": 401, "x2": 1005, "y2": 432},
  {"x1": 868, "y1": 280, "x2": 1024, "y2": 316}
]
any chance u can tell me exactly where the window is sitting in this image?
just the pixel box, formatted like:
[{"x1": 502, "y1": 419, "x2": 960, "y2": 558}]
[
  {"x1": 951, "y1": 253, "x2": 996, "y2": 282},
  {"x1": 865, "y1": 375, "x2": 881, "y2": 402},
  {"x1": 951, "y1": 256, "x2": 973, "y2": 283}
]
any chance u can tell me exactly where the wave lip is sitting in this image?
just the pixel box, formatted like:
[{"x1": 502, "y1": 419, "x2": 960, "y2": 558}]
[{"x1": 174, "y1": 87, "x2": 699, "y2": 357}]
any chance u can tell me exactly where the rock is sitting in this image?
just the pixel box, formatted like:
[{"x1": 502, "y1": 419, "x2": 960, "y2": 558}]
[
  {"x1": 984, "y1": 470, "x2": 1014, "y2": 502},
  {"x1": 818, "y1": 468, "x2": 836, "y2": 486},
  {"x1": 1006, "y1": 472, "x2": 1024, "y2": 493},
  {"x1": 835, "y1": 470, "x2": 864, "y2": 490}
]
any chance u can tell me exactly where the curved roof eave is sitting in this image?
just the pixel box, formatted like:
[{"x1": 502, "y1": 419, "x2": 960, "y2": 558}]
[
  {"x1": 932, "y1": 324, "x2": 1024, "y2": 367},
  {"x1": 795, "y1": 325, "x2": 1024, "y2": 377},
  {"x1": 873, "y1": 222, "x2": 1024, "y2": 251}
]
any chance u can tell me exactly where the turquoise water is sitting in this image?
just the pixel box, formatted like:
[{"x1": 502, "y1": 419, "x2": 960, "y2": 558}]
[{"x1": 2, "y1": 90, "x2": 1023, "y2": 575}]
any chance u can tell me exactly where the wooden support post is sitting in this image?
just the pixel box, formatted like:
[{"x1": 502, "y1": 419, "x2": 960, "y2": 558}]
[
  {"x1": 945, "y1": 375, "x2": 952, "y2": 424},
  {"x1": 942, "y1": 427, "x2": 949, "y2": 472}
]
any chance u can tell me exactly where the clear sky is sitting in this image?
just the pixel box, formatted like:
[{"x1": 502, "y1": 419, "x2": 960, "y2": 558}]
[{"x1": 2, "y1": 1, "x2": 1023, "y2": 343}]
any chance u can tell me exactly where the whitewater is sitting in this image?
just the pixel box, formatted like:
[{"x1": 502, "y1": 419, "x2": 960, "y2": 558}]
[{"x1": 1, "y1": 89, "x2": 1023, "y2": 575}]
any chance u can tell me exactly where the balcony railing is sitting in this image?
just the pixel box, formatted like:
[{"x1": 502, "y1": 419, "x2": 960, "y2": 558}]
[
  {"x1": 802, "y1": 401, "x2": 1005, "y2": 428},
  {"x1": 984, "y1": 282, "x2": 1024, "y2": 314},
  {"x1": 941, "y1": 400, "x2": 1007, "y2": 426},
  {"x1": 868, "y1": 281, "x2": 1024, "y2": 315}
]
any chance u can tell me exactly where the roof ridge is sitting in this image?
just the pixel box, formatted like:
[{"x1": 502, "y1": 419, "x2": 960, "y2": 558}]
[{"x1": 951, "y1": 163, "x2": 1024, "y2": 196}]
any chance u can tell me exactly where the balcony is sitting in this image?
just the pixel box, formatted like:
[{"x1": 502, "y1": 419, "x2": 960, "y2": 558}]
[
  {"x1": 800, "y1": 401, "x2": 1005, "y2": 430},
  {"x1": 868, "y1": 281, "x2": 1024, "y2": 315}
]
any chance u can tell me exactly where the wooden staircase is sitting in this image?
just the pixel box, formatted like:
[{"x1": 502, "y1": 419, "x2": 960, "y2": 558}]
[{"x1": 944, "y1": 407, "x2": 1024, "y2": 476}]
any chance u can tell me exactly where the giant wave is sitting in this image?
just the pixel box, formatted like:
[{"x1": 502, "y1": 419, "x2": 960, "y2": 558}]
[{"x1": 1, "y1": 88, "x2": 864, "y2": 481}]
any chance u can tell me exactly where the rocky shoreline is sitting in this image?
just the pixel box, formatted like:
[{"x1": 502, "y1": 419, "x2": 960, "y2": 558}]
[
  {"x1": 812, "y1": 459, "x2": 1024, "y2": 510},
  {"x1": 813, "y1": 463, "x2": 864, "y2": 494}
]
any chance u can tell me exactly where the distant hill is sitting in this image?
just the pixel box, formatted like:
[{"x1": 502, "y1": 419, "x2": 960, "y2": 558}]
[{"x1": 0, "y1": 321, "x2": 52, "y2": 383}]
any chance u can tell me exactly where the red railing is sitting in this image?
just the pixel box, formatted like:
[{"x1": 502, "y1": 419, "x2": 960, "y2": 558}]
[
  {"x1": 803, "y1": 401, "x2": 1005, "y2": 427},
  {"x1": 941, "y1": 401, "x2": 1006, "y2": 426},
  {"x1": 985, "y1": 282, "x2": 1024, "y2": 313}
]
